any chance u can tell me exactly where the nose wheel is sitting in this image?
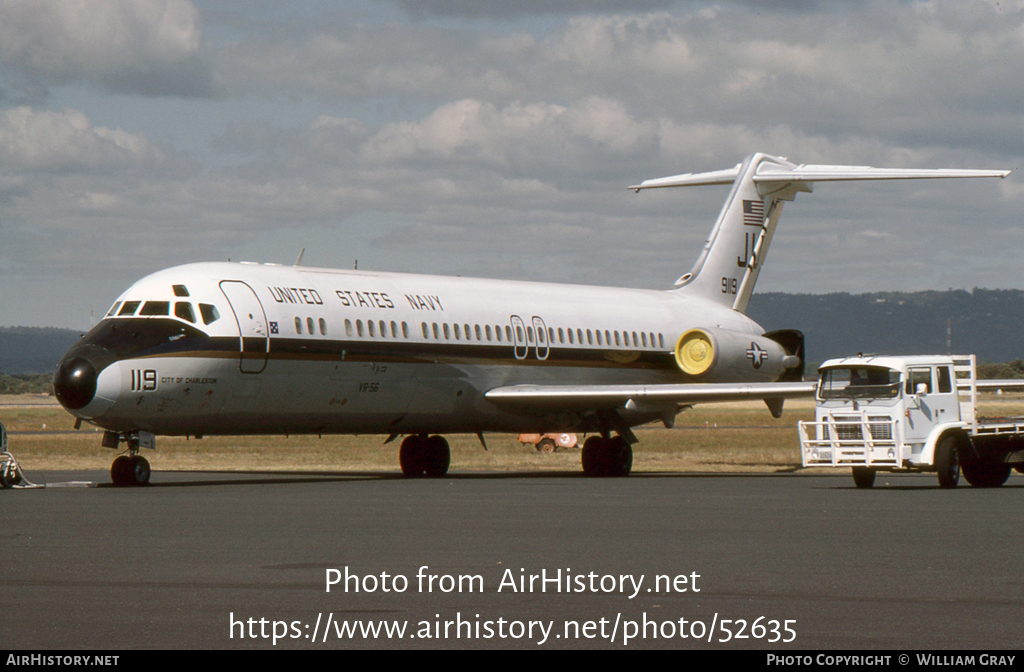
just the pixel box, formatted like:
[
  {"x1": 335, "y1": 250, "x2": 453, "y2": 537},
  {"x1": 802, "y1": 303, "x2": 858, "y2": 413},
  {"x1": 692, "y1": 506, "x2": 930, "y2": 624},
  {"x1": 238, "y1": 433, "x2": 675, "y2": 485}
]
[{"x1": 108, "y1": 432, "x2": 153, "y2": 487}]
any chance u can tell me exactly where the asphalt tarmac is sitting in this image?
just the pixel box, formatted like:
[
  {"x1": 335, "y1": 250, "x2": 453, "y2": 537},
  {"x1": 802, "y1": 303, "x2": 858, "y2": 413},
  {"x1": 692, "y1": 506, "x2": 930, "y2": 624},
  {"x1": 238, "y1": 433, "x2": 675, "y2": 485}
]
[{"x1": 2, "y1": 469, "x2": 1023, "y2": 650}]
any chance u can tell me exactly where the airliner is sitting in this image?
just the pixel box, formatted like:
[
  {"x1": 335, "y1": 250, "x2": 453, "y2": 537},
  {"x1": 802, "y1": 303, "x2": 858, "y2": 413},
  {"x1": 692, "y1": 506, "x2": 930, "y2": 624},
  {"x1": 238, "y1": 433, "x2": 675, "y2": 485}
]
[{"x1": 51, "y1": 152, "x2": 1009, "y2": 485}]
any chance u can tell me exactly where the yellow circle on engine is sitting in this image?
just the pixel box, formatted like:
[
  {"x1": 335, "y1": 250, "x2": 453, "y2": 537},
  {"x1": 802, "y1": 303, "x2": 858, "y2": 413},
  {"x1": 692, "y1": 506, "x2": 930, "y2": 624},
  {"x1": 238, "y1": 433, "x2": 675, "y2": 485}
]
[{"x1": 675, "y1": 329, "x2": 716, "y2": 376}]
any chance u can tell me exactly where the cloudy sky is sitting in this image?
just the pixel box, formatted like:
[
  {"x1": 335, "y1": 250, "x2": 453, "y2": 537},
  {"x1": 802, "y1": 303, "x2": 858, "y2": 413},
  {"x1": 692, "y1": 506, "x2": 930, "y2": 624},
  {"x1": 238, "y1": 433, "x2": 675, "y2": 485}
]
[{"x1": 0, "y1": 0, "x2": 1021, "y2": 329}]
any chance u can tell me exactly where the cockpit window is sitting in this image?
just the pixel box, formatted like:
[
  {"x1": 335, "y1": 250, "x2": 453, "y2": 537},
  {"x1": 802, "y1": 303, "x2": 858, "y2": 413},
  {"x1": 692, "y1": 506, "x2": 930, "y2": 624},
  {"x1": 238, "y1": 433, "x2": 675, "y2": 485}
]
[
  {"x1": 174, "y1": 302, "x2": 196, "y2": 323},
  {"x1": 199, "y1": 303, "x2": 220, "y2": 325},
  {"x1": 118, "y1": 301, "x2": 141, "y2": 316},
  {"x1": 106, "y1": 302, "x2": 122, "y2": 317},
  {"x1": 139, "y1": 301, "x2": 170, "y2": 316},
  {"x1": 172, "y1": 285, "x2": 190, "y2": 297}
]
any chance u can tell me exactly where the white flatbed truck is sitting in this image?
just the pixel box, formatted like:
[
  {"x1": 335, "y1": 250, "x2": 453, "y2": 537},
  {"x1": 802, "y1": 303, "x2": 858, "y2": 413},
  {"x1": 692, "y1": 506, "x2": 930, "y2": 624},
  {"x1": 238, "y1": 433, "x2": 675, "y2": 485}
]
[{"x1": 798, "y1": 354, "x2": 1024, "y2": 488}]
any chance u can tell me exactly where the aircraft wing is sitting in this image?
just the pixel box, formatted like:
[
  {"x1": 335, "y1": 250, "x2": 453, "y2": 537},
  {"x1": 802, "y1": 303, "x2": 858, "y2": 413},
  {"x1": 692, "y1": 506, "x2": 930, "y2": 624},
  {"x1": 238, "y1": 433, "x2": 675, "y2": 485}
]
[
  {"x1": 972, "y1": 379, "x2": 1024, "y2": 391},
  {"x1": 485, "y1": 381, "x2": 817, "y2": 410}
]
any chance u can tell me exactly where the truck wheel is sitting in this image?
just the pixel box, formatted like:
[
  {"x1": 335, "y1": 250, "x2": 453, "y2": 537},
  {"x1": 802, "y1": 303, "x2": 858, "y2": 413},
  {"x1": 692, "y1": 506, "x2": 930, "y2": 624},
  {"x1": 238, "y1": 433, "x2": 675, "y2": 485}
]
[
  {"x1": 935, "y1": 435, "x2": 961, "y2": 489},
  {"x1": 851, "y1": 467, "x2": 876, "y2": 489},
  {"x1": 961, "y1": 458, "x2": 1011, "y2": 488}
]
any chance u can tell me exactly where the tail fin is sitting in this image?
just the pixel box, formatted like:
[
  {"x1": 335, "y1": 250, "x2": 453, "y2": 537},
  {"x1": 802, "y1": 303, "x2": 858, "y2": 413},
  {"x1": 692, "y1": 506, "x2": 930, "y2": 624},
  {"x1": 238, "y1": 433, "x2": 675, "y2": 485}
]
[{"x1": 631, "y1": 152, "x2": 1009, "y2": 313}]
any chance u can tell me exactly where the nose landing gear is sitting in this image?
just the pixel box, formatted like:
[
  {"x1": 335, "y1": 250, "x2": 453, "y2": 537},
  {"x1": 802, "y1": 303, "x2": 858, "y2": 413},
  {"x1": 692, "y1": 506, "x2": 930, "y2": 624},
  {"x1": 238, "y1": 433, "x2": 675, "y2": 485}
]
[{"x1": 104, "y1": 430, "x2": 154, "y2": 487}]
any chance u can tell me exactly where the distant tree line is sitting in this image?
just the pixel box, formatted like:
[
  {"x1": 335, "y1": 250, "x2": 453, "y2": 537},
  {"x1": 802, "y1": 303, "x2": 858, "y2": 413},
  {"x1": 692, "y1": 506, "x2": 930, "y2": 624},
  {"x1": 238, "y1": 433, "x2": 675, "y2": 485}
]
[{"x1": 0, "y1": 373, "x2": 53, "y2": 395}]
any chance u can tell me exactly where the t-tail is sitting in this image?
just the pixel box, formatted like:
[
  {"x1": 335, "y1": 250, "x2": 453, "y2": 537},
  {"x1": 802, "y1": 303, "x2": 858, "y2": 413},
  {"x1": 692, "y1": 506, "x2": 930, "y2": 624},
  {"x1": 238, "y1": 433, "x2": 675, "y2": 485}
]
[{"x1": 632, "y1": 152, "x2": 1010, "y2": 313}]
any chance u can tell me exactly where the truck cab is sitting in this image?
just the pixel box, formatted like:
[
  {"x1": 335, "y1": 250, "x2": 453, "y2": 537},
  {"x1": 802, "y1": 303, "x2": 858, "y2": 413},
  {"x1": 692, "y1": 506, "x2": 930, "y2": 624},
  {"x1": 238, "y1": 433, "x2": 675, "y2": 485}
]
[{"x1": 797, "y1": 354, "x2": 1018, "y2": 488}]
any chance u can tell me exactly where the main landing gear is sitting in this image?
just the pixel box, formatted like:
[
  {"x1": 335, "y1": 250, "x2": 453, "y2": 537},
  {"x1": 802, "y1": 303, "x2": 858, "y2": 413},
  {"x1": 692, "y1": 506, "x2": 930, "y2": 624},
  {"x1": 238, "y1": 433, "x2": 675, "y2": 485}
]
[
  {"x1": 581, "y1": 436, "x2": 633, "y2": 477},
  {"x1": 399, "y1": 435, "x2": 451, "y2": 478},
  {"x1": 104, "y1": 431, "x2": 152, "y2": 487}
]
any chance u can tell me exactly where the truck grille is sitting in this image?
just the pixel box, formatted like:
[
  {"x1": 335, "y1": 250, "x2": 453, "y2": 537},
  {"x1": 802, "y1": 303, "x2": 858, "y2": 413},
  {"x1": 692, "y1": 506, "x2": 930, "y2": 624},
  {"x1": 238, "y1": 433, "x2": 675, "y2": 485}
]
[{"x1": 825, "y1": 417, "x2": 893, "y2": 441}]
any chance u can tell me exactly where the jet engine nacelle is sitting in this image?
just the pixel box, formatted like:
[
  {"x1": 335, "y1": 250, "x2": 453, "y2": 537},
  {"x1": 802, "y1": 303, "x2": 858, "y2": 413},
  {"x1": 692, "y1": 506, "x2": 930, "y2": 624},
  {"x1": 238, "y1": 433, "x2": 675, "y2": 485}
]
[{"x1": 674, "y1": 327, "x2": 802, "y2": 381}]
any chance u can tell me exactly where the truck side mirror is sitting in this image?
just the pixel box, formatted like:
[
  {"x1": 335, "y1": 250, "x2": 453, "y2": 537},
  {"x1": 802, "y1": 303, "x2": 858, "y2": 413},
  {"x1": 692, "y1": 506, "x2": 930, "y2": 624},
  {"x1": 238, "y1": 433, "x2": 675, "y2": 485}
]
[{"x1": 916, "y1": 383, "x2": 928, "y2": 396}]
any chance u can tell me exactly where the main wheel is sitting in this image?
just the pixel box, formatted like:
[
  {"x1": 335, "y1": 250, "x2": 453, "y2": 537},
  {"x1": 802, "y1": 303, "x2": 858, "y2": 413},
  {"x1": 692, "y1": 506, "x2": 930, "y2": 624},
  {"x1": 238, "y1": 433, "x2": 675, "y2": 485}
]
[
  {"x1": 537, "y1": 438, "x2": 556, "y2": 454},
  {"x1": 851, "y1": 467, "x2": 876, "y2": 489},
  {"x1": 424, "y1": 435, "x2": 450, "y2": 477},
  {"x1": 581, "y1": 437, "x2": 606, "y2": 476},
  {"x1": 961, "y1": 457, "x2": 1011, "y2": 488},
  {"x1": 110, "y1": 455, "x2": 132, "y2": 486},
  {"x1": 399, "y1": 435, "x2": 427, "y2": 477},
  {"x1": 935, "y1": 435, "x2": 961, "y2": 489},
  {"x1": 605, "y1": 436, "x2": 633, "y2": 477}
]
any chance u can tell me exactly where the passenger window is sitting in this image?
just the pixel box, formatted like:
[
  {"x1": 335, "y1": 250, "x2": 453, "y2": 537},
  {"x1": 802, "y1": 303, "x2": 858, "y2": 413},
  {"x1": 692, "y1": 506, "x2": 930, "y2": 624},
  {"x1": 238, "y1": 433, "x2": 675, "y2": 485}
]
[
  {"x1": 402, "y1": 322, "x2": 409, "y2": 338},
  {"x1": 443, "y1": 323, "x2": 451, "y2": 340},
  {"x1": 632, "y1": 331, "x2": 639, "y2": 347},
  {"x1": 615, "y1": 331, "x2": 622, "y2": 346},
  {"x1": 567, "y1": 329, "x2": 574, "y2": 345},
  {"x1": 295, "y1": 317, "x2": 303, "y2": 334},
  {"x1": 658, "y1": 334, "x2": 665, "y2": 349},
  {"x1": 345, "y1": 319, "x2": 354, "y2": 337},
  {"x1": 319, "y1": 318, "x2": 327, "y2": 336},
  {"x1": 454, "y1": 324, "x2": 461, "y2": 340},
  {"x1": 199, "y1": 304, "x2": 220, "y2": 325},
  {"x1": 307, "y1": 317, "x2": 315, "y2": 335},
  {"x1": 464, "y1": 324, "x2": 471, "y2": 340},
  {"x1": 422, "y1": 322, "x2": 429, "y2": 338},
  {"x1": 516, "y1": 326, "x2": 524, "y2": 342},
  {"x1": 587, "y1": 329, "x2": 593, "y2": 345},
  {"x1": 641, "y1": 332, "x2": 648, "y2": 347},
  {"x1": 106, "y1": 302, "x2": 122, "y2": 317},
  {"x1": 174, "y1": 302, "x2": 196, "y2": 323},
  {"x1": 433, "y1": 323, "x2": 440, "y2": 339},
  {"x1": 368, "y1": 320, "x2": 376, "y2": 337},
  {"x1": 119, "y1": 301, "x2": 141, "y2": 316},
  {"x1": 596, "y1": 331, "x2": 603, "y2": 346},
  {"x1": 390, "y1": 321, "x2": 398, "y2": 338},
  {"x1": 357, "y1": 320, "x2": 364, "y2": 337},
  {"x1": 938, "y1": 366, "x2": 952, "y2": 394},
  {"x1": 475, "y1": 325, "x2": 482, "y2": 340},
  {"x1": 505, "y1": 326, "x2": 512, "y2": 342},
  {"x1": 485, "y1": 325, "x2": 492, "y2": 341},
  {"x1": 139, "y1": 301, "x2": 170, "y2": 316}
]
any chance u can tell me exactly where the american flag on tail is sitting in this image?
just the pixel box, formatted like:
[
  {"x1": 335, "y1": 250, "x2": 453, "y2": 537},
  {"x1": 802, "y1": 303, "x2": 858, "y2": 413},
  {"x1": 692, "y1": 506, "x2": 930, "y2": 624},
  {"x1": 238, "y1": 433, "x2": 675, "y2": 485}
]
[{"x1": 742, "y1": 199, "x2": 764, "y2": 227}]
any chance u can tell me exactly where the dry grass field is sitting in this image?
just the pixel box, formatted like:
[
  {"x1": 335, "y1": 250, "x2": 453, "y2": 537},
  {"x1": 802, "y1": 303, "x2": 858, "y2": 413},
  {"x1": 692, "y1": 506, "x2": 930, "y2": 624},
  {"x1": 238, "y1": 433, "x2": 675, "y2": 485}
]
[{"x1": 5, "y1": 393, "x2": 1024, "y2": 475}]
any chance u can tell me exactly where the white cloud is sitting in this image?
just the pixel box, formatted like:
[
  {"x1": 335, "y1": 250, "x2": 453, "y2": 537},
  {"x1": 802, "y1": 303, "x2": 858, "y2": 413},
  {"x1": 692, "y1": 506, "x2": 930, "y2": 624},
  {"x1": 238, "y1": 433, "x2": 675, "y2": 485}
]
[
  {"x1": 0, "y1": 107, "x2": 166, "y2": 172},
  {"x1": 0, "y1": 0, "x2": 215, "y2": 97}
]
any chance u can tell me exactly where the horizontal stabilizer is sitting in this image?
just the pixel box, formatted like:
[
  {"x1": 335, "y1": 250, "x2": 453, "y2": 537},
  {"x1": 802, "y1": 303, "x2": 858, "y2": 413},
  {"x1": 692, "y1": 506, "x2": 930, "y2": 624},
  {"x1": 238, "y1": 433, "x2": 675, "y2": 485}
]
[
  {"x1": 629, "y1": 165, "x2": 741, "y2": 191},
  {"x1": 486, "y1": 381, "x2": 816, "y2": 410},
  {"x1": 632, "y1": 161, "x2": 1009, "y2": 191},
  {"x1": 753, "y1": 164, "x2": 1011, "y2": 183}
]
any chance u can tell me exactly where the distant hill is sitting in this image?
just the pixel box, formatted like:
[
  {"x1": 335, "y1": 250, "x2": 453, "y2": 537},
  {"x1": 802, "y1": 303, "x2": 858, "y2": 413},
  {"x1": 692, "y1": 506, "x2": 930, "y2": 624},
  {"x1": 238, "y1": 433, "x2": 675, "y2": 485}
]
[
  {"x1": 747, "y1": 288, "x2": 1024, "y2": 365},
  {"x1": 0, "y1": 327, "x2": 81, "y2": 375}
]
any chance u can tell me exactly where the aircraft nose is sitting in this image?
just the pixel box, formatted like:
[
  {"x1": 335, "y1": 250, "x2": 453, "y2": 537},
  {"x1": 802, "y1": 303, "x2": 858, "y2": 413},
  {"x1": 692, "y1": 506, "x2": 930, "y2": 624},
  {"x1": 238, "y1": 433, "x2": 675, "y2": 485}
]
[{"x1": 53, "y1": 356, "x2": 99, "y2": 410}]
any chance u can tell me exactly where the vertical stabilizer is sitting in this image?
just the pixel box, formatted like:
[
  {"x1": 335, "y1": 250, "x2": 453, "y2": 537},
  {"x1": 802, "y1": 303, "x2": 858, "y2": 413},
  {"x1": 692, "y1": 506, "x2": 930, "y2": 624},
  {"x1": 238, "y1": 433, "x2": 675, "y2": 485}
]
[{"x1": 630, "y1": 153, "x2": 1009, "y2": 314}]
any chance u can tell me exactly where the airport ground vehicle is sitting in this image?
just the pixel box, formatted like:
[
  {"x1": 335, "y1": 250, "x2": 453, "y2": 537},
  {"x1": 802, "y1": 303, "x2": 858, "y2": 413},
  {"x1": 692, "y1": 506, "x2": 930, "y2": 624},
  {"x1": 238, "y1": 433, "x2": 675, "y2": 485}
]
[
  {"x1": 518, "y1": 433, "x2": 579, "y2": 453},
  {"x1": 798, "y1": 355, "x2": 1024, "y2": 488}
]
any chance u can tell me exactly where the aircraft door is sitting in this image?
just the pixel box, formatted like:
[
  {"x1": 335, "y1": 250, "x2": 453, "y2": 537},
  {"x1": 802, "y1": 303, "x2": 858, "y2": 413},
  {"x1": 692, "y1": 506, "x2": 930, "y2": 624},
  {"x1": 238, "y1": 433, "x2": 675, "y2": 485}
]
[
  {"x1": 532, "y1": 316, "x2": 549, "y2": 360},
  {"x1": 510, "y1": 315, "x2": 528, "y2": 360},
  {"x1": 219, "y1": 280, "x2": 269, "y2": 374}
]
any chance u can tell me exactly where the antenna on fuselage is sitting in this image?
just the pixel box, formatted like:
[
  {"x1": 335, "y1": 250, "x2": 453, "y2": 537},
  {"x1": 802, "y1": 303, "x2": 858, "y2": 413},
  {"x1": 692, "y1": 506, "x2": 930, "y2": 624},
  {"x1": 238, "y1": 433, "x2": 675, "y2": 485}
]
[{"x1": 294, "y1": 248, "x2": 305, "y2": 266}]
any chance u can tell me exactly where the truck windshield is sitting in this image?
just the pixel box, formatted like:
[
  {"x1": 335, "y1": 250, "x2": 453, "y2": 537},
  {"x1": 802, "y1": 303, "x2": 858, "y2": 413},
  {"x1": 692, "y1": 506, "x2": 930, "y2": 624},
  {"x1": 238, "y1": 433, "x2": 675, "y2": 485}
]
[{"x1": 818, "y1": 366, "x2": 901, "y2": 400}]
